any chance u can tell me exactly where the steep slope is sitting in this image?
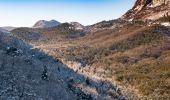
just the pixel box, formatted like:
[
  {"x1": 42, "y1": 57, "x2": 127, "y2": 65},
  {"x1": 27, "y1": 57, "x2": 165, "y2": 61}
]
[
  {"x1": 33, "y1": 20, "x2": 60, "y2": 28},
  {"x1": 0, "y1": 31, "x2": 78, "y2": 99},
  {"x1": 122, "y1": 0, "x2": 170, "y2": 20}
]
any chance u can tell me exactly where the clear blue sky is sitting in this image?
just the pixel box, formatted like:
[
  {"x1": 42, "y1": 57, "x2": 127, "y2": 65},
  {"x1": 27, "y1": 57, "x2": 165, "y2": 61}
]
[{"x1": 0, "y1": 0, "x2": 135, "y2": 27}]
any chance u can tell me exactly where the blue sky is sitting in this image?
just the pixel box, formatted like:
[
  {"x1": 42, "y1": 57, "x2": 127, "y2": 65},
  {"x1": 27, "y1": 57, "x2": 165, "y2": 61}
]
[{"x1": 0, "y1": 0, "x2": 135, "y2": 27}]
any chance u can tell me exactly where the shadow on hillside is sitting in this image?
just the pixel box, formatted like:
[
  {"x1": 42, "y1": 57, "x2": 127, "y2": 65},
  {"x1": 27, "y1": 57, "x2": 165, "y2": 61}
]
[
  {"x1": 0, "y1": 31, "x2": 126, "y2": 99},
  {"x1": 0, "y1": 43, "x2": 125, "y2": 100},
  {"x1": 32, "y1": 48, "x2": 126, "y2": 100}
]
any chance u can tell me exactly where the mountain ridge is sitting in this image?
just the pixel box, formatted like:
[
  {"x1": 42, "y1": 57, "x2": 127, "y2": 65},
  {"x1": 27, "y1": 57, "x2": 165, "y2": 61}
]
[
  {"x1": 33, "y1": 20, "x2": 61, "y2": 28},
  {"x1": 122, "y1": 0, "x2": 170, "y2": 21}
]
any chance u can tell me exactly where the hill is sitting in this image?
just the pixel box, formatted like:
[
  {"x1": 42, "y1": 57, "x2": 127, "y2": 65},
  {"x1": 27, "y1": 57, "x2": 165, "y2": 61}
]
[{"x1": 33, "y1": 20, "x2": 61, "y2": 28}]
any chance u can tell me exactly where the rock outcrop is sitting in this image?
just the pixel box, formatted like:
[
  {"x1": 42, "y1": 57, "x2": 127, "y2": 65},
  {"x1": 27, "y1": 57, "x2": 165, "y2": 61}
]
[
  {"x1": 33, "y1": 20, "x2": 60, "y2": 28},
  {"x1": 70, "y1": 22, "x2": 84, "y2": 30},
  {"x1": 122, "y1": 0, "x2": 170, "y2": 20}
]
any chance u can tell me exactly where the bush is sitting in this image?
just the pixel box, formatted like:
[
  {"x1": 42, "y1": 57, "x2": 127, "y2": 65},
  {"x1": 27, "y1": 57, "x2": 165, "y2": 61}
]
[
  {"x1": 41, "y1": 66, "x2": 48, "y2": 80},
  {"x1": 115, "y1": 57, "x2": 170, "y2": 97},
  {"x1": 158, "y1": 14, "x2": 170, "y2": 22}
]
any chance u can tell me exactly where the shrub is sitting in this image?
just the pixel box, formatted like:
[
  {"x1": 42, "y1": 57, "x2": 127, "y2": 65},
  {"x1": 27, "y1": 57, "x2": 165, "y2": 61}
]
[{"x1": 110, "y1": 30, "x2": 164, "y2": 52}]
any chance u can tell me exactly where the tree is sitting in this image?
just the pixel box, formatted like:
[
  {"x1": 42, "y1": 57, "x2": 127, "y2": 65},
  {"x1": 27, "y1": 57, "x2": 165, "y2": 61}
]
[{"x1": 41, "y1": 66, "x2": 48, "y2": 80}]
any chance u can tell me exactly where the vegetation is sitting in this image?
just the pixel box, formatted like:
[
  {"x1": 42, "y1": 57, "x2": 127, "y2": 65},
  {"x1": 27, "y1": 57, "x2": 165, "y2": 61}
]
[
  {"x1": 110, "y1": 29, "x2": 164, "y2": 52},
  {"x1": 11, "y1": 23, "x2": 86, "y2": 43},
  {"x1": 41, "y1": 66, "x2": 48, "y2": 80},
  {"x1": 115, "y1": 52, "x2": 170, "y2": 98},
  {"x1": 56, "y1": 25, "x2": 170, "y2": 99},
  {"x1": 158, "y1": 14, "x2": 170, "y2": 22},
  {"x1": 11, "y1": 21, "x2": 170, "y2": 99}
]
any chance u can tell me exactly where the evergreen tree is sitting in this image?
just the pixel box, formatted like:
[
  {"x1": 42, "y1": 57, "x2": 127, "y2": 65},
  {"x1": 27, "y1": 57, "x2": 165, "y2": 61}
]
[{"x1": 41, "y1": 66, "x2": 48, "y2": 80}]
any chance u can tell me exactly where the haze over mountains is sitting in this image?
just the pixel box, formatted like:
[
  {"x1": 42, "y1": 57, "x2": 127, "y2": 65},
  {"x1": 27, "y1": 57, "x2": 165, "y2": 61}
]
[{"x1": 0, "y1": 0, "x2": 170, "y2": 100}]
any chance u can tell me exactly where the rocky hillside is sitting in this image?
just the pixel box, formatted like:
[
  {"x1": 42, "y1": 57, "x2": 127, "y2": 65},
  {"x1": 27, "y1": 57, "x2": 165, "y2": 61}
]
[
  {"x1": 0, "y1": 31, "x2": 77, "y2": 99},
  {"x1": 0, "y1": 30, "x2": 128, "y2": 100},
  {"x1": 122, "y1": 0, "x2": 170, "y2": 20},
  {"x1": 70, "y1": 22, "x2": 85, "y2": 30},
  {"x1": 33, "y1": 20, "x2": 61, "y2": 28}
]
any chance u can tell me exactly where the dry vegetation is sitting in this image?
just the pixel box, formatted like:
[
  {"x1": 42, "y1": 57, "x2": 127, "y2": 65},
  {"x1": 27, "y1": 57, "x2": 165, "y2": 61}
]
[
  {"x1": 158, "y1": 14, "x2": 170, "y2": 22},
  {"x1": 11, "y1": 23, "x2": 85, "y2": 44},
  {"x1": 56, "y1": 24, "x2": 170, "y2": 99},
  {"x1": 11, "y1": 20, "x2": 170, "y2": 99}
]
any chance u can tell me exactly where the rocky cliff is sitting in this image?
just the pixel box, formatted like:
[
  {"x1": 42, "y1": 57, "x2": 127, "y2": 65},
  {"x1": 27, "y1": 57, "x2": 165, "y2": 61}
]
[{"x1": 122, "y1": 0, "x2": 170, "y2": 20}]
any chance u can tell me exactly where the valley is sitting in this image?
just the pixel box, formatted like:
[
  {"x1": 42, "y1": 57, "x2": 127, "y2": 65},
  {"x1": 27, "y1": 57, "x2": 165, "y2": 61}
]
[
  {"x1": 10, "y1": 18, "x2": 170, "y2": 99},
  {"x1": 0, "y1": 0, "x2": 170, "y2": 99}
]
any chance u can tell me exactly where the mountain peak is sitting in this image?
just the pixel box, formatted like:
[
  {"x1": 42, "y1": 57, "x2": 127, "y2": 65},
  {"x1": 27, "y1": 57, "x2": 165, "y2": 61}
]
[
  {"x1": 33, "y1": 20, "x2": 60, "y2": 28},
  {"x1": 122, "y1": 0, "x2": 170, "y2": 21},
  {"x1": 70, "y1": 22, "x2": 84, "y2": 30}
]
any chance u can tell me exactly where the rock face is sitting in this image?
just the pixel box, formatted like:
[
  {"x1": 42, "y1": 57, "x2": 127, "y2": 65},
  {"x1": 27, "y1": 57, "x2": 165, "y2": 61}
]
[
  {"x1": 70, "y1": 22, "x2": 84, "y2": 30},
  {"x1": 122, "y1": 0, "x2": 170, "y2": 20},
  {"x1": 33, "y1": 20, "x2": 60, "y2": 28}
]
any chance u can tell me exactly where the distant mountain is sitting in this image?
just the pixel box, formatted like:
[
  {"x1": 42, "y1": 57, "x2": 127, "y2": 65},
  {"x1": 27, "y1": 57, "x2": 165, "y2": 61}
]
[
  {"x1": 122, "y1": 0, "x2": 170, "y2": 21},
  {"x1": 0, "y1": 26, "x2": 17, "y2": 31},
  {"x1": 70, "y1": 22, "x2": 84, "y2": 30},
  {"x1": 33, "y1": 20, "x2": 61, "y2": 28},
  {"x1": 11, "y1": 22, "x2": 87, "y2": 42},
  {"x1": 0, "y1": 28, "x2": 9, "y2": 33}
]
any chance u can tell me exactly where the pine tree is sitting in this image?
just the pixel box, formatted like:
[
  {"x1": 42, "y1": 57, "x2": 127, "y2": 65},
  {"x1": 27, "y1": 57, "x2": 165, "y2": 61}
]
[{"x1": 41, "y1": 66, "x2": 48, "y2": 80}]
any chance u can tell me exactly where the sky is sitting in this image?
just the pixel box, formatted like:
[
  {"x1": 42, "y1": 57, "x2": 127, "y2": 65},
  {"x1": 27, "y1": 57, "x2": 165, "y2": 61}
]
[{"x1": 0, "y1": 0, "x2": 135, "y2": 27}]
